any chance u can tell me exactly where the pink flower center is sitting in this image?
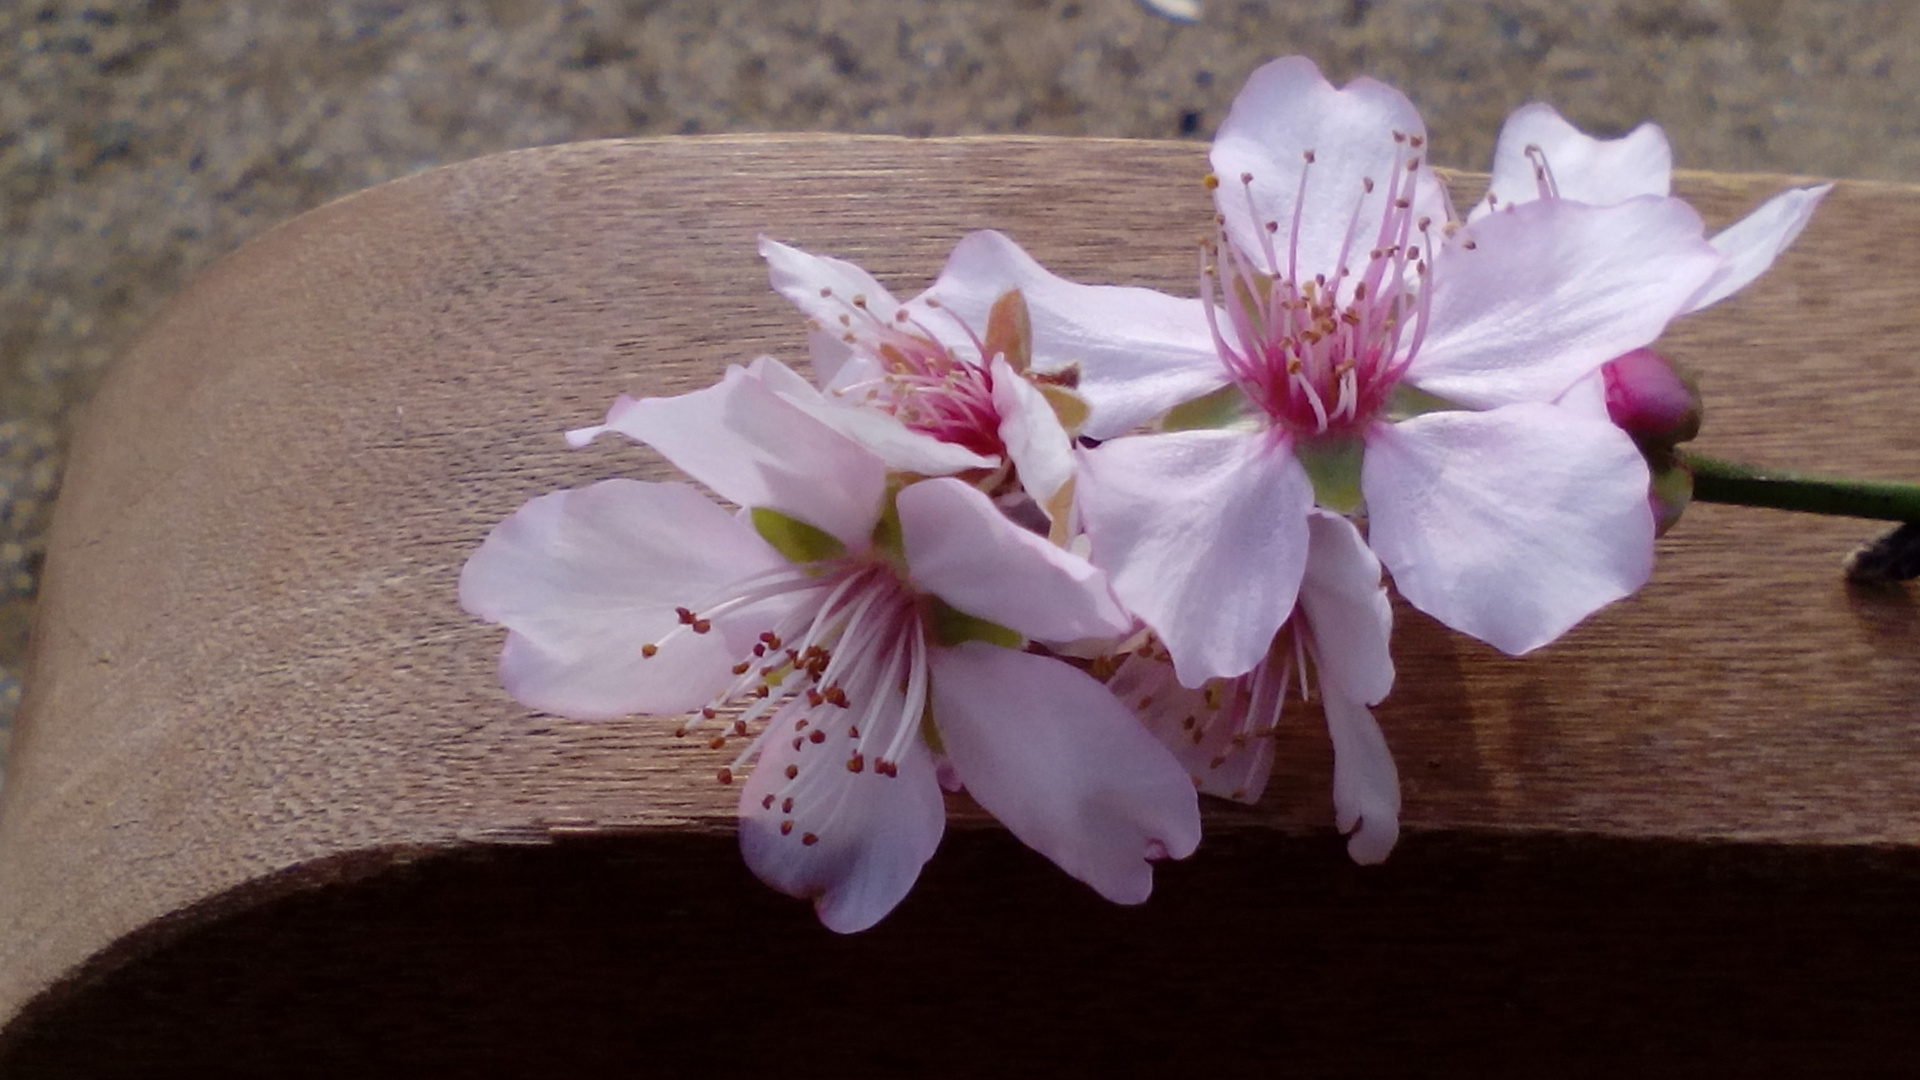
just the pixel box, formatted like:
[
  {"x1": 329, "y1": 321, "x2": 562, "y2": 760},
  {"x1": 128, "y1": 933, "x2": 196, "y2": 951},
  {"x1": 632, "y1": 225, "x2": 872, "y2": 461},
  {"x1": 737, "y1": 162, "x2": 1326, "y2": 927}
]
[
  {"x1": 815, "y1": 288, "x2": 1005, "y2": 460},
  {"x1": 642, "y1": 559, "x2": 931, "y2": 842},
  {"x1": 1203, "y1": 136, "x2": 1437, "y2": 438}
]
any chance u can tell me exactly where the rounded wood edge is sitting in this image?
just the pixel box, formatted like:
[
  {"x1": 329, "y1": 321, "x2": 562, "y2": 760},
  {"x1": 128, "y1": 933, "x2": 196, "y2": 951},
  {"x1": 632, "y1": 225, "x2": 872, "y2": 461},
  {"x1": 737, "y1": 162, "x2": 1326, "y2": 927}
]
[{"x1": 0, "y1": 134, "x2": 1912, "y2": 1065}]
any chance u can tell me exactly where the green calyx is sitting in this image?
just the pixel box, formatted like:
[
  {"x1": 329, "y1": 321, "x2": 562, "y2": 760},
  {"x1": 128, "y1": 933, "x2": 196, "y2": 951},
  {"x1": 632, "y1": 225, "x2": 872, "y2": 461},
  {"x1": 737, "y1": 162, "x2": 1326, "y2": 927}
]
[
  {"x1": 928, "y1": 597, "x2": 1023, "y2": 649},
  {"x1": 870, "y1": 485, "x2": 906, "y2": 559},
  {"x1": 1297, "y1": 433, "x2": 1366, "y2": 515},
  {"x1": 1161, "y1": 382, "x2": 1250, "y2": 432},
  {"x1": 751, "y1": 507, "x2": 847, "y2": 564},
  {"x1": 1385, "y1": 383, "x2": 1459, "y2": 422},
  {"x1": 1647, "y1": 452, "x2": 1695, "y2": 537}
]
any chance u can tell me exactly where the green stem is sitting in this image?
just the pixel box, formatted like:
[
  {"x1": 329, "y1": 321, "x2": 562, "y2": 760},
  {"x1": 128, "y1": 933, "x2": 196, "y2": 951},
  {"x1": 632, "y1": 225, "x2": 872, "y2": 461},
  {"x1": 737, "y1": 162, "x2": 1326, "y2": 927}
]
[{"x1": 1680, "y1": 451, "x2": 1920, "y2": 522}]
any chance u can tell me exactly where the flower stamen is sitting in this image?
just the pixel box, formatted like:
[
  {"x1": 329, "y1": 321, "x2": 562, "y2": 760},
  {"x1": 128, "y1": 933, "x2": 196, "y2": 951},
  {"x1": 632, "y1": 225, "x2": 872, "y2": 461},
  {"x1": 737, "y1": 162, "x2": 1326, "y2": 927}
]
[
  {"x1": 1203, "y1": 131, "x2": 1438, "y2": 440},
  {"x1": 645, "y1": 556, "x2": 937, "y2": 861}
]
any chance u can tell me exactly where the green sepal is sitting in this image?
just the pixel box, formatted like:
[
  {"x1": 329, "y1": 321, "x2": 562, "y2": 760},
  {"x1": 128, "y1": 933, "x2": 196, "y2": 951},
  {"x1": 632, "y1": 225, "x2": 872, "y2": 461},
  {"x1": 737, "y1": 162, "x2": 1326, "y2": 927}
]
[
  {"x1": 870, "y1": 488, "x2": 905, "y2": 558},
  {"x1": 1648, "y1": 457, "x2": 1694, "y2": 537},
  {"x1": 1297, "y1": 434, "x2": 1366, "y2": 514},
  {"x1": 928, "y1": 597, "x2": 1023, "y2": 649},
  {"x1": 1384, "y1": 383, "x2": 1459, "y2": 421},
  {"x1": 1036, "y1": 381, "x2": 1091, "y2": 434},
  {"x1": 751, "y1": 507, "x2": 847, "y2": 565},
  {"x1": 983, "y1": 289, "x2": 1033, "y2": 374},
  {"x1": 1162, "y1": 383, "x2": 1250, "y2": 432}
]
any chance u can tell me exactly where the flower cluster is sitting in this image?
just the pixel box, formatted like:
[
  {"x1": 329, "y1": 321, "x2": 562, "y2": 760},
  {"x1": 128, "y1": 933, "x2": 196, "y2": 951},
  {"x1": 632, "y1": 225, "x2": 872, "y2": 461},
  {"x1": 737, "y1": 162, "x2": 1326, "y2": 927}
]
[{"x1": 460, "y1": 57, "x2": 1827, "y2": 932}]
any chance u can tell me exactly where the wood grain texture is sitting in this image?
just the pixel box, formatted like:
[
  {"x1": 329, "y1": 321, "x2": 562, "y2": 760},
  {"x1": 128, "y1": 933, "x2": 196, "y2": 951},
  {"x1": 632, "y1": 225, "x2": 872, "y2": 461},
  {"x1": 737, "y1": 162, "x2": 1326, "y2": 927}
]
[{"x1": 0, "y1": 135, "x2": 1914, "y2": 1075}]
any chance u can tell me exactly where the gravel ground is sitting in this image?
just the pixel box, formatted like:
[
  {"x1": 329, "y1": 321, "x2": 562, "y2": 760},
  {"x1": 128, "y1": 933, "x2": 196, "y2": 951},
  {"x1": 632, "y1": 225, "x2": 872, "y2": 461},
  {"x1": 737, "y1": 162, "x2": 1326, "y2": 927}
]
[{"x1": 3, "y1": 0, "x2": 1918, "y2": 772}]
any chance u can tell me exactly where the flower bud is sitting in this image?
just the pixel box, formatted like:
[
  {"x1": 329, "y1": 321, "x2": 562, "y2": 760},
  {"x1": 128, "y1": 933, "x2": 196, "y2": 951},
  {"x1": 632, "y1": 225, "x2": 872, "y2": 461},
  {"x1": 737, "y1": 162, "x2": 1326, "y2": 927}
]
[{"x1": 1603, "y1": 348, "x2": 1701, "y2": 449}]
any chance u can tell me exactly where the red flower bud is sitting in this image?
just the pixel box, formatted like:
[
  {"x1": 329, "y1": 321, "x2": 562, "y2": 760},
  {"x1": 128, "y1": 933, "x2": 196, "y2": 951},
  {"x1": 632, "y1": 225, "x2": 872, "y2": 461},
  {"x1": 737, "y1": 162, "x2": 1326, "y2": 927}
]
[{"x1": 1602, "y1": 348, "x2": 1701, "y2": 448}]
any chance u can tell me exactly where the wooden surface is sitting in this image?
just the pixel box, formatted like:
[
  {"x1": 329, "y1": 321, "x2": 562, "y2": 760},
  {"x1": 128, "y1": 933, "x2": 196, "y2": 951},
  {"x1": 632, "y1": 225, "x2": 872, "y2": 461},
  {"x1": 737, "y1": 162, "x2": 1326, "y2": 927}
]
[{"x1": 0, "y1": 134, "x2": 1915, "y2": 1076}]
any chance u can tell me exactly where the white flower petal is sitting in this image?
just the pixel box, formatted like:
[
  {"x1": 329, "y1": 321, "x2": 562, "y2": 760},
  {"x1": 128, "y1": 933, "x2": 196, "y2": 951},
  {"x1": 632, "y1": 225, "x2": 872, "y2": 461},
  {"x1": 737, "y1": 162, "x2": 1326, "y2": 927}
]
[
  {"x1": 989, "y1": 356, "x2": 1075, "y2": 511},
  {"x1": 917, "y1": 229, "x2": 1227, "y2": 439},
  {"x1": 1686, "y1": 183, "x2": 1834, "y2": 313},
  {"x1": 930, "y1": 642, "x2": 1201, "y2": 904},
  {"x1": 1298, "y1": 510, "x2": 1393, "y2": 707},
  {"x1": 897, "y1": 477, "x2": 1130, "y2": 643},
  {"x1": 575, "y1": 363, "x2": 887, "y2": 549},
  {"x1": 761, "y1": 236, "x2": 907, "y2": 387},
  {"x1": 1410, "y1": 197, "x2": 1721, "y2": 408},
  {"x1": 1363, "y1": 404, "x2": 1655, "y2": 655},
  {"x1": 459, "y1": 480, "x2": 787, "y2": 718},
  {"x1": 740, "y1": 352, "x2": 822, "y2": 399},
  {"x1": 1324, "y1": 693, "x2": 1401, "y2": 866},
  {"x1": 747, "y1": 355, "x2": 999, "y2": 476},
  {"x1": 808, "y1": 405, "x2": 1002, "y2": 477},
  {"x1": 739, "y1": 726, "x2": 946, "y2": 934},
  {"x1": 813, "y1": 352, "x2": 887, "y2": 398},
  {"x1": 1554, "y1": 368, "x2": 1609, "y2": 422},
  {"x1": 1210, "y1": 56, "x2": 1448, "y2": 296},
  {"x1": 1110, "y1": 654, "x2": 1277, "y2": 805},
  {"x1": 1474, "y1": 103, "x2": 1671, "y2": 220},
  {"x1": 1077, "y1": 429, "x2": 1311, "y2": 684}
]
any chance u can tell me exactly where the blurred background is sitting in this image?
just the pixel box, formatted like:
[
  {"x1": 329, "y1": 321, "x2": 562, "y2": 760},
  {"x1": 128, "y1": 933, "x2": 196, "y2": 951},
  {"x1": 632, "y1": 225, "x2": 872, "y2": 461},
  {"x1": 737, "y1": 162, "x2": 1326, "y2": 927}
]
[{"x1": 1, "y1": 0, "x2": 1916, "y2": 759}]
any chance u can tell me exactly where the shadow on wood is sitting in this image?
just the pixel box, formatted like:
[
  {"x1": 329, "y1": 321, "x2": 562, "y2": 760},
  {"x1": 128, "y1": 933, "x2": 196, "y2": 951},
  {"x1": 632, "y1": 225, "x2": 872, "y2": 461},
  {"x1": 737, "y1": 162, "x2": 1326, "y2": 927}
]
[
  {"x1": 0, "y1": 135, "x2": 1915, "y2": 1076},
  {"x1": 10, "y1": 831, "x2": 1920, "y2": 1077}
]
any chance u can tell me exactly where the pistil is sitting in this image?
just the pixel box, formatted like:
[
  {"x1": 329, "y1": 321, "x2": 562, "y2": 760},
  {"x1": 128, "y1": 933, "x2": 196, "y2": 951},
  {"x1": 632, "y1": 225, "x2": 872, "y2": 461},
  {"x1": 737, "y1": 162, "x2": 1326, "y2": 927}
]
[{"x1": 1201, "y1": 134, "x2": 1439, "y2": 441}]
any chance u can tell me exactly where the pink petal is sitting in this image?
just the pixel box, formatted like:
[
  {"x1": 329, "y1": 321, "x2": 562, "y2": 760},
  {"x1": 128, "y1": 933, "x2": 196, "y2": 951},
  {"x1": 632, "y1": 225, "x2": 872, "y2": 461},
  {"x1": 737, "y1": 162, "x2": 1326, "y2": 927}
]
[
  {"x1": 813, "y1": 352, "x2": 884, "y2": 396},
  {"x1": 1108, "y1": 653, "x2": 1276, "y2": 805},
  {"x1": 897, "y1": 477, "x2": 1130, "y2": 643},
  {"x1": 929, "y1": 642, "x2": 1201, "y2": 905},
  {"x1": 1686, "y1": 183, "x2": 1833, "y2": 313},
  {"x1": 988, "y1": 356, "x2": 1075, "y2": 512},
  {"x1": 1210, "y1": 56, "x2": 1449, "y2": 297},
  {"x1": 1363, "y1": 404, "x2": 1655, "y2": 655},
  {"x1": 739, "y1": 723, "x2": 946, "y2": 934},
  {"x1": 916, "y1": 229, "x2": 1227, "y2": 439},
  {"x1": 459, "y1": 480, "x2": 788, "y2": 718},
  {"x1": 761, "y1": 236, "x2": 907, "y2": 387},
  {"x1": 1077, "y1": 429, "x2": 1311, "y2": 684},
  {"x1": 1298, "y1": 510, "x2": 1393, "y2": 707},
  {"x1": 1554, "y1": 368, "x2": 1609, "y2": 422},
  {"x1": 740, "y1": 352, "x2": 828, "y2": 399},
  {"x1": 749, "y1": 355, "x2": 999, "y2": 476},
  {"x1": 1409, "y1": 196, "x2": 1721, "y2": 408},
  {"x1": 1474, "y1": 104, "x2": 1671, "y2": 219},
  {"x1": 1324, "y1": 693, "x2": 1401, "y2": 865},
  {"x1": 571, "y1": 363, "x2": 886, "y2": 549}
]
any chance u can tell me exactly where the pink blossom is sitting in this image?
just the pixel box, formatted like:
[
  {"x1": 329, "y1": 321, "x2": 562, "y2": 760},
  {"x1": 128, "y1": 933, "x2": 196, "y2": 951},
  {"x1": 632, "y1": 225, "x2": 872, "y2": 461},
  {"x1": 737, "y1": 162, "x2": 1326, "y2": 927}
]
[
  {"x1": 461, "y1": 363, "x2": 1199, "y2": 932},
  {"x1": 1111, "y1": 511, "x2": 1400, "y2": 863},
  {"x1": 1477, "y1": 105, "x2": 1829, "y2": 537},
  {"x1": 760, "y1": 238, "x2": 1080, "y2": 523},
  {"x1": 1474, "y1": 102, "x2": 1832, "y2": 315},
  {"x1": 918, "y1": 57, "x2": 1722, "y2": 684},
  {"x1": 900, "y1": 229, "x2": 1230, "y2": 444},
  {"x1": 1476, "y1": 102, "x2": 1830, "y2": 420}
]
